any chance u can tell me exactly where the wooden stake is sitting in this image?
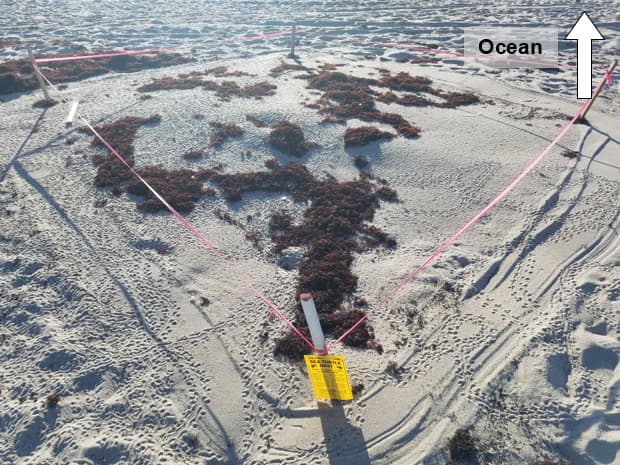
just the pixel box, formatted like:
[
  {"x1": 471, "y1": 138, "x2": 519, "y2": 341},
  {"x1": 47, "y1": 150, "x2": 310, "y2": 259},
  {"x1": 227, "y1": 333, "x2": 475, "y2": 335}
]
[
  {"x1": 27, "y1": 45, "x2": 50, "y2": 100},
  {"x1": 580, "y1": 60, "x2": 617, "y2": 120},
  {"x1": 288, "y1": 21, "x2": 297, "y2": 58}
]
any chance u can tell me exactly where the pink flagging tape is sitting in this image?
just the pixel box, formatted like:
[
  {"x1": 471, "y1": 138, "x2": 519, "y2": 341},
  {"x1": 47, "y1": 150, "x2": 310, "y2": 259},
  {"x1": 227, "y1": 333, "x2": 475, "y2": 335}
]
[
  {"x1": 81, "y1": 117, "x2": 318, "y2": 351},
  {"x1": 308, "y1": 32, "x2": 617, "y2": 73},
  {"x1": 224, "y1": 29, "x2": 296, "y2": 43},
  {"x1": 360, "y1": 38, "x2": 465, "y2": 57},
  {"x1": 31, "y1": 62, "x2": 318, "y2": 352},
  {"x1": 31, "y1": 41, "x2": 613, "y2": 354},
  {"x1": 317, "y1": 34, "x2": 461, "y2": 56},
  {"x1": 361, "y1": 38, "x2": 575, "y2": 69},
  {"x1": 33, "y1": 48, "x2": 170, "y2": 64},
  {"x1": 32, "y1": 28, "x2": 296, "y2": 64},
  {"x1": 32, "y1": 62, "x2": 64, "y2": 98},
  {"x1": 327, "y1": 66, "x2": 614, "y2": 351},
  {"x1": 315, "y1": 30, "x2": 620, "y2": 80}
]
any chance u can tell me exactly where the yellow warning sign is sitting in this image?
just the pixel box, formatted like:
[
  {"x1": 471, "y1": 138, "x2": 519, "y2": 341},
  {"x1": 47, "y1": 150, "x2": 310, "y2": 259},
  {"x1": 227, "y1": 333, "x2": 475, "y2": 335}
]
[{"x1": 304, "y1": 354, "x2": 353, "y2": 401}]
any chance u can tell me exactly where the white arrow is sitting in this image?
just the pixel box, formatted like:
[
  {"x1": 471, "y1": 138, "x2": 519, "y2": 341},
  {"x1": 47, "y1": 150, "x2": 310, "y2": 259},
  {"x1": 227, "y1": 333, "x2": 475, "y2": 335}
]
[{"x1": 565, "y1": 12, "x2": 605, "y2": 99}]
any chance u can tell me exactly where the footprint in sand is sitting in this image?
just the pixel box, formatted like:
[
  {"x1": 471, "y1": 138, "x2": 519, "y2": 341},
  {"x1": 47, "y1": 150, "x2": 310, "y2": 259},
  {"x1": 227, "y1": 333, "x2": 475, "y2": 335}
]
[
  {"x1": 546, "y1": 352, "x2": 571, "y2": 392},
  {"x1": 83, "y1": 443, "x2": 129, "y2": 464},
  {"x1": 585, "y1": 438, "x2": 620, "y2": 465},
  {"x1": 586, "y1": 320, "x2": 608, "y2": 336},
  {"x1": 38, "y1": 349, "x2": 80, "y2": 372},
  {"x1": 581, "y1": 345, "x2": 619, "y2": 372}
]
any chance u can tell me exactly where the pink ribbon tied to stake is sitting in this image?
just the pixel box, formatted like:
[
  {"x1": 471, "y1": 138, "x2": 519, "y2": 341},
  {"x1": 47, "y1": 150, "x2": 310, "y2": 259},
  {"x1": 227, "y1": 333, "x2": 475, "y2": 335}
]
[{"x1": 605, "y1": 69, "x2": 613, "y2": 86}]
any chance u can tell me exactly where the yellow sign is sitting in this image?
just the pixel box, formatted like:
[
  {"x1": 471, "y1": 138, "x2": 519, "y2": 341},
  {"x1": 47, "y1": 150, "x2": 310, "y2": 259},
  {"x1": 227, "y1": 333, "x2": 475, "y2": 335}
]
[{"x1": 304, "y1": 354, "x2": 353, "y2": 401}]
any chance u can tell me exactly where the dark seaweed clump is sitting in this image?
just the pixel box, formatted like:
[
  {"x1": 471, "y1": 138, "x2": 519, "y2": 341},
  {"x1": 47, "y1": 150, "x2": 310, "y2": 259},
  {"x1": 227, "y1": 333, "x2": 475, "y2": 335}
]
[
  {"x1": 208, "y1": 122, "x2": 244, "y2": 148},
  {"x1": 269, "y1": 60, "x2": 310, "y2": 77},
  {"x1": 303, "y1": 70, "x2": 480, "y2": 145},
  {"x1": 127, "y1": 165, "x2": 211, "y2": 213},
  {"x1": 267, "y1": 121, "x2": 312, "y2": 157},
  {"x1": 81, "y1": 115, "x2": 161, "y2": 187},
  {"x1": 204, "y1": 66, "x2": 253, "y2": 78},
  {"x1": 306, "y1": 71, "x2": 421, "y2": 139},
  {"x1": 137, "y1": 76, "x2": 204, "y2": 92},
  {"x1": 137, "y1": 73, "x2": 276, "y2": 101},
  {"x1": 0, "y1": 51, "x2": 193, "y2": 95},
  {"x1": 182, "y1": 150, "x2": 207, "y2": 161},
  {"x1": 203, "y1": 159, "x2": 315, "y2": 202},
  {"x1": 203, "y1": 159, "x2": 398, "y2": 358},
  {"x1": 82, "y1": 115, "x2": 213, "y2": 212},
  {"x1": 376, "y1": 71, "x2": 480, "y2": 108},
  {"x1": 245, "y1": 114, "x2": 268, "y2": 128},
  {"x1": 344, "y1": 127, "x2": 394, "y2": 147}
]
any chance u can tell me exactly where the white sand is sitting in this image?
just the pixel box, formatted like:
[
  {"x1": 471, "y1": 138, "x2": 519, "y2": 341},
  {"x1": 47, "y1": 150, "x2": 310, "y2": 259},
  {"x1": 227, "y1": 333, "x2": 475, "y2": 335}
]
[{"x1": 1, "y1": 3, "x2": 619, "y2": 465}]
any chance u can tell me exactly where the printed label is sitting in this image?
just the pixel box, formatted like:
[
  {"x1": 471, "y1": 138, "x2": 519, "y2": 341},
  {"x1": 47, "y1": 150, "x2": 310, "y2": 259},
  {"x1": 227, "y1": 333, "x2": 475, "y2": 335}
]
[{"x1": 304, "y1": 355, "x2": 353, "y2": 401}]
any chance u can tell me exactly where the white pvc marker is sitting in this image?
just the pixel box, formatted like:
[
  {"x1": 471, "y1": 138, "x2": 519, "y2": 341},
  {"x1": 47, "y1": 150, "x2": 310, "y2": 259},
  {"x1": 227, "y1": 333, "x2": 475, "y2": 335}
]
[
  {"x1": 300, "y1": 293, "x2": 326, "y2": 353},
  {"x1": 65, "y1": 101, "x2": 79, "y2": 127}
]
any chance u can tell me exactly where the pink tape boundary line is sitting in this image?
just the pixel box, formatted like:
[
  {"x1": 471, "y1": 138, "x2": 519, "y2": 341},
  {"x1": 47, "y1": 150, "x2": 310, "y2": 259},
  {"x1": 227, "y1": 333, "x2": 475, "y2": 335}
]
[
  {"x1": 31, "y1": 30, "x2": 296, "y2": 65},
  {"x1": 30, "y1": 40, "x2": 612, "y2": 354},
  {"x1": 33, "y1": 48, "x2": 171, "y2": 64},
  {"x1": 326, "y1": 67, "x2": 613, "y2": 351},
  {"x1": 311, "y1": 32, "x2": 618, "y2": 75},
  {"x1": 223, "y1": 29, "x2": 296, "y2": 43},
  {"x1": 362, "y1": 38, "x2": 577, "y2": 70},
  {"x1": 81, "y1": 117, "x2": 317, "y2": 350},
  {"x1": 30, "y1": 60, "x2": 318, "y2": 353},
  {"x1": 30, "y1": 28, "x2": 609, "y2": 76},
  {"x1": 30, "y1": 30, "x2": 296, "y2": 64}
]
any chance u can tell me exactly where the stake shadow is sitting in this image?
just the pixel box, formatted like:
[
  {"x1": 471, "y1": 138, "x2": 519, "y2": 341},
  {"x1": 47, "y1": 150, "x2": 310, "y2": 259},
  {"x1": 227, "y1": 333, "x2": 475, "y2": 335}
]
[
  {"x1": 12, "y1": 159, "x2": 177, "y2": 362},
  {"x1": 1, "y1": 100, "x2": 141, "y2": 186},
  {"x1": 276, "y1": 401, "x2": 371, "y2": 465},
  {"x1": 0, "y1": 108, "x2": 48, "y2": 184},
  {"x1": 319, "y1": 401, "x2": 372, "y2": 465}
]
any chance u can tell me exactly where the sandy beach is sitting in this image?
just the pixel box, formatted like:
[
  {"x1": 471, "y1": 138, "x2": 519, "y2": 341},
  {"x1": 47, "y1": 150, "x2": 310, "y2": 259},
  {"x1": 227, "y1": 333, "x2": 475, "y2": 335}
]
[{"x1": 1, "y1": 3, "x2": 619, "y2": 465}]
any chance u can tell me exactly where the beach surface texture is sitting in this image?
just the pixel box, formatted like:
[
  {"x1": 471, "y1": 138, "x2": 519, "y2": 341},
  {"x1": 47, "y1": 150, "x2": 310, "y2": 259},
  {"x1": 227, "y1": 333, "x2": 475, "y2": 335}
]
[{"x1": 1, "y1": 2, "x2": 619, "y2": 464}]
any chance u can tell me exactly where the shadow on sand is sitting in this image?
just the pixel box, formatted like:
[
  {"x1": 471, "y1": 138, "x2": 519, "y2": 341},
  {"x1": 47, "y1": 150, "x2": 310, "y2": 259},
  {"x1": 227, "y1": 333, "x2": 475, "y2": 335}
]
[
  {"x1": 319, "y1": 401, "x2": 371, "y2": 465},
  {"x1": 276, "y1": 401, "x2": 371, "y2": 465}
]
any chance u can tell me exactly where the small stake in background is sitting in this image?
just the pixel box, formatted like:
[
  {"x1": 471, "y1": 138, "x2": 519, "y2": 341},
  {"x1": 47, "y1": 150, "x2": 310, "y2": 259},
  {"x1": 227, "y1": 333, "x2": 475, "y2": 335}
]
[
  {"x1": 289, "y1": 21, "x2": 297, "y2": 58},
  {"x1": 27, "y1": 45, "x2": 50, "y2": 100}
]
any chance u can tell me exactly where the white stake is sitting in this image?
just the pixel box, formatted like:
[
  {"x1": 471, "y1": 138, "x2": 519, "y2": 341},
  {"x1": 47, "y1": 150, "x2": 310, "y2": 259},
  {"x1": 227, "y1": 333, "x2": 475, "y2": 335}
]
[
  {"x1": 65, "y1": 101, "x2": 79, "y2": 127},
  {"x1": 27, "y1": 45, "x2": 50, "y2": 100},
  {"x1": 299, "y1": 293, "x2": 326, "y2": 353}
]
